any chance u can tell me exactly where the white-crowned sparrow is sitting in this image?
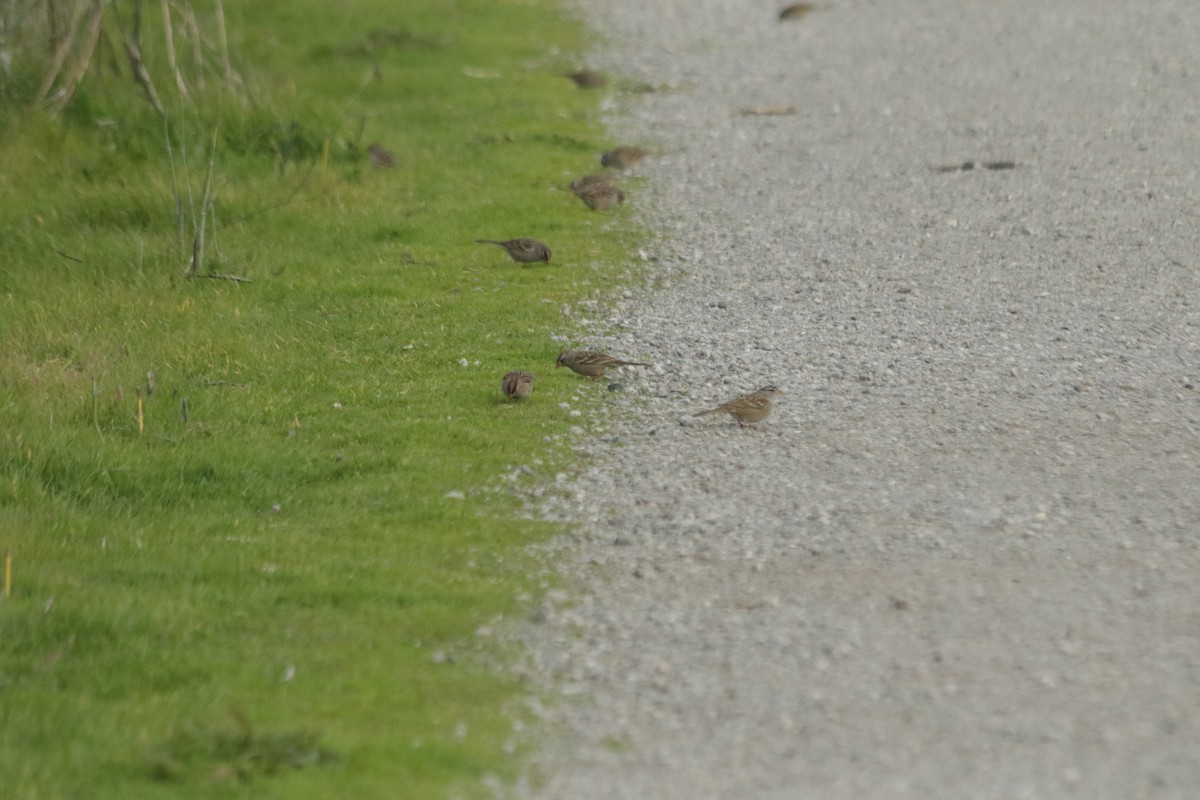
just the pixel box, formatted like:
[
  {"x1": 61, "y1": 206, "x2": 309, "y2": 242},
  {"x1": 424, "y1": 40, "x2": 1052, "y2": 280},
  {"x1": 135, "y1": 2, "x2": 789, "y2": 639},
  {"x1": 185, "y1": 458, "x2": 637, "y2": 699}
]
[
  {"x1": 567, "y1": 70, "x2": 607, "y2": 89},
  {"x1": 367, "y1": 143, "x2": 396, "y2": 168},
  {"x1": 573, "y1": 182, "x2": 625, "y2": 211},
  {"x1": 501, "y1": 370, "x2": 534, "y2": 400},
  {"x1": 600, "y1": 146, "x2": 647, "y2": 170},
  {"x1": 556, "y1": 350, "x2": 649, "y2": 378},
  {"x1": 476, "y1": 238, "x2": 552, "y2": 264},
  {"x1": 693, "y1": 386, "x2": 782, "y2": 427}
]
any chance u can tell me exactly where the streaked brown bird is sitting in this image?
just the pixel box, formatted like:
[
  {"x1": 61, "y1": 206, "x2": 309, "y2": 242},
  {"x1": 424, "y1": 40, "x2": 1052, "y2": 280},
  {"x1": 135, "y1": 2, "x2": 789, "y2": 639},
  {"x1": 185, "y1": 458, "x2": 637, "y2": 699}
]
[
  {"x1": 367, "y1": 143, "x2": 396, "y2": 168},
  {"x1": 573, "y1": 182, "x2": 625, "y2": 211},
  {"x1": 693, "y1": 386, "x2": 782, "y2": 427},
  {"x1": 476, "y1": 238, "x2": 552, "y2": 264},
  {"x1": 556, "y1": 350, "x2": 649, "y2": 378},
  {"x1": 567, "y1": 69, "x2": 607, "y2": 89},
  {"x1": 501, "y1": 370, "x2": 534, "y2": 400},
  {"x1": 570, "y1": 173, "x2": 613, "y2": 193},
  {"x1": 600, "y1": 146, "x2": 648, "y2": 170}
]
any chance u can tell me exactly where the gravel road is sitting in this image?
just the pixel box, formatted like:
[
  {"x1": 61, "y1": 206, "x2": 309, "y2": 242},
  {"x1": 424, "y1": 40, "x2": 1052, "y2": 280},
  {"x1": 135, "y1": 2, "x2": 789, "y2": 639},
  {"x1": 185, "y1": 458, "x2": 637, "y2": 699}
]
[{"x1": 515, "y1": 1, "x2": 1200, "y2": 797}]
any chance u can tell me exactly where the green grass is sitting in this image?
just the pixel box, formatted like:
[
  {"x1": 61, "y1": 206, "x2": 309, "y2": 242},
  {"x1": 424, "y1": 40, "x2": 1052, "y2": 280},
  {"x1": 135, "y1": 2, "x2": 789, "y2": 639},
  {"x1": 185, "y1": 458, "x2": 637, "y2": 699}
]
[{"x1": 0, "y1": 1, "x2": 636, "y2": 797}]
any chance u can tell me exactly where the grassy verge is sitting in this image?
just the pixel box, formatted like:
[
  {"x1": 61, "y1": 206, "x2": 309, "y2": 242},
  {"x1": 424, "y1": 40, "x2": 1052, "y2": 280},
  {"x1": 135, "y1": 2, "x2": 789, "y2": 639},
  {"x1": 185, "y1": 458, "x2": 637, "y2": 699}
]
[{"x1": 0, "y1": 1, "x2": 634, "y2": 797}]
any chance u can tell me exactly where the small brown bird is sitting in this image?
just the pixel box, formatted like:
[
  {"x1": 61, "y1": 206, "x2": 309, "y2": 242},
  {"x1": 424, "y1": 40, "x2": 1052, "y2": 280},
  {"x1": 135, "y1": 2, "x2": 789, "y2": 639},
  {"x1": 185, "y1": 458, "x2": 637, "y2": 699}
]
[
  {"x1": 693, "y1": 386, "x2": 783, "y2": 427},
  {"x1": 778, "y1": 3, "x2": 816, "y2": 21},
  {"x1": 556, "y1": 350, "x2": 649, "y2": 378},
  {"x1": 367, "y1": 143, "x2": 396, "y2": 168},
  {"x1": 573, "y1": 182, "x2": 625, "y2": 211},
  {"x1": 570, "y1": 173, "x2": 613, "y2": 193},
  {"x1": 567, "y1": 69, "x2": 607, "y2": 89},
  {"x1": 501, "y1": 370, "x2": 534, "y2": 400},
  {"x1": 600, "y1": 146, "x2": 648, "y2": 170},
  {"x1": 476, "y1": 238, "x2": 552, "y2": 264}
]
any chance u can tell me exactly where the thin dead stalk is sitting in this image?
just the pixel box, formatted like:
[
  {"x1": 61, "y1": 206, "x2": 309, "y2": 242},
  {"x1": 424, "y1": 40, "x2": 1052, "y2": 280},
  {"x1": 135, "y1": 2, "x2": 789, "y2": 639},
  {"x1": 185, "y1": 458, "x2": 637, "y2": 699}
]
[
  {"x1": 182, "y1": 130, "x2": 246, "y2": 281},
  {"x1": 160, "y1": 0, "x2": 190, "y2": 99},
  {"x1": 163, "y1": 116, "x2": 185, "y2": 260},
  {"x1": 52, "y1": 0, "x2": 104, "y2": 112},
  {"x1": 190, "y1": 272, "x2": 250, "y2": 283},
  {"x1": 177, "y1": 1, "x2": 206, "y2": 91},
  {"x1": 119, "y1": 0, "x2": 166, "y2": 118},
  {"x1": 186, "y1": 130, "x2": 219, "y2": 277},
  {"x1": 35, "y1": 0, "x2": 87, "y2": 104},
  {"x1": 213, "y1": 0, "x2": 234, "y2": 86}
]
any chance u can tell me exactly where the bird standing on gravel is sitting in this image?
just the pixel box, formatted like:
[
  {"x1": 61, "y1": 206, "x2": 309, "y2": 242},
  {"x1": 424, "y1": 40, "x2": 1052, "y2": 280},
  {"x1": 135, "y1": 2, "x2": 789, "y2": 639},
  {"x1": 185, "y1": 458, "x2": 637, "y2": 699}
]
[
  {"x1": 475, "y1": 238, "x2": 552, "y2": 264},
  {"x1": 600, "y1": 146, "x2": 647, "y2": 170},
  {"x1": 693, "y1": 386, "x2": 782, "y2": 427},
  {"x1": 556, "y1": 350, "x2": 649, "y2": 378},
  {"x1": 501, "y1": 370, "x2": 534, "y2": 400},
  {"x1": 778, "y1": 3, "x2": 816, "y2": 21}
]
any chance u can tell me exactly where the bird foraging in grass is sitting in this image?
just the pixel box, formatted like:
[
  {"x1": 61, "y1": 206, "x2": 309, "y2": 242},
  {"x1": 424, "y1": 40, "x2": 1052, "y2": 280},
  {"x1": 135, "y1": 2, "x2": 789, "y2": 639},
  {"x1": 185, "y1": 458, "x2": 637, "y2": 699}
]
[
  {"x1": 600, "y1": 146, "x2": 648, "y2": 170},
  {"x1": 367, "y1": 143, "x2": 396, "y2": 168},
  {"x1": 556, "y1": 350, "x2": 649, "y2": 378},
  {"x1": 693, "y1": 386, "x2": 782, "y2": 427},
  {"x1": 501, "y1": 370, "x2": 534, "y2": 400},
  {"x1": 570, "y1": 173, "x2": 613, "y2": 193},
  {"x1": 567, "y1": 69, "x2": 607, "y2": 88},
  {"x1": 475, "y1": 238, "x2": 552, "y2": 264},
  {"x1": 573, "y1": 182, "x2": 625, "y2": 211}
]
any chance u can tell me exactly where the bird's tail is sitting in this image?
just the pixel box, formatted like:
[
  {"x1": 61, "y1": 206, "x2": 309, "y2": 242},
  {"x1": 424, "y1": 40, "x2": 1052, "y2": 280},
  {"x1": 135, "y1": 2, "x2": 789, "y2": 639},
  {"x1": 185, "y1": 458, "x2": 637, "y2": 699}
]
[
  {"x1": 618, "y1": 360, "x2": 650, "y2": 367},
  {"x1": 475, "y1": 239, "x2": 503, "y2": 245},
  {"x1": 692, "y1": 407, "x2": 720, "y2": 417}
]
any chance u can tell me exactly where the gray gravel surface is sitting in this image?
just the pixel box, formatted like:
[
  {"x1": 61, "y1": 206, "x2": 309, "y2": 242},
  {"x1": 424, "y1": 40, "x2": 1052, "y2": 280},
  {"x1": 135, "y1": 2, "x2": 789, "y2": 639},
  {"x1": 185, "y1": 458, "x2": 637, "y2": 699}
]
[{"x1": 514, "y1": 1, "x2": 1200, "y2": 798}]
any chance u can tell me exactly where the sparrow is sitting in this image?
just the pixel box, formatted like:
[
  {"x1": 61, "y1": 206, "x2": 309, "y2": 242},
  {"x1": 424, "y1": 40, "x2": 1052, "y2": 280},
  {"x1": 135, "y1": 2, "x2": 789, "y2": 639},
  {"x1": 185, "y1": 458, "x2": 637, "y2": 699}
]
[
  {"x1": 693, "y1": 386, "x2": 782, "y2": 427},
  {"x1": 567, "y1": 70, "x2": 607, "y2": 89},
  {"x1": 556, "y1": 350, "x2": 649, "y2": 378},
  {"x1": 778, "y1": 3, "x2": 816, "y2": 21},
  {"x1": 573, "y1": 182, "x2": 625, "y2": 211},
  {"x1": 600, "y1": 146, "x2": 647, "y2": 170},
  {"x1": 367, "y1": 143, "x2": 396, "y2": 168},
  {"x1": 475, "y1": 238, "x2": 552, "y2": 264},
  {"x1": 570, "y1": 173, "x2": 613, "y2": 193},
  {"x1": 501, "y1": 370, "x2": 534, "y2": 400}
]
